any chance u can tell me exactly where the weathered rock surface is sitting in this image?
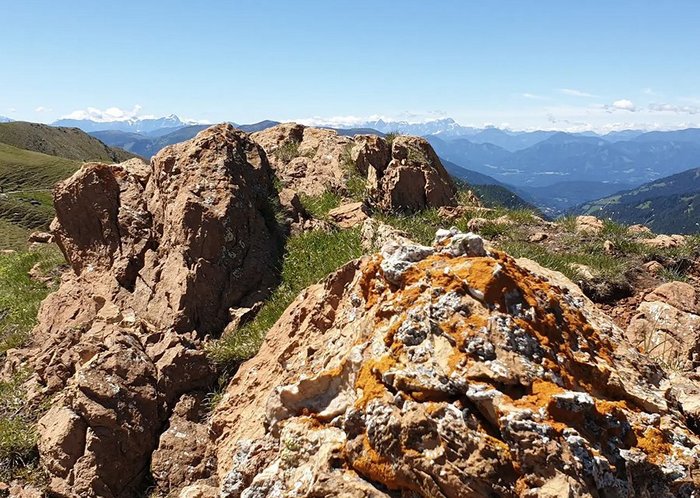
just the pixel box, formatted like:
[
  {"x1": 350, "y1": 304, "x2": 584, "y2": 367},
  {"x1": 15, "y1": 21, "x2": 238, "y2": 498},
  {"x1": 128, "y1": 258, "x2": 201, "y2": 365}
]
[
  {"x1": 208, "y1": 230, "x2": 700, "y2": 497},
  {"x1": 327, "y1": 202, "x2": 369, "y2": 228},
  {"x1": 575, "y1": 215, "x2": 604, "y2": 234},
  {"x1": 628, "y1": 224, "x2": 652, "y2": 235},
  {"x1": 368, "y1": 135, "x2": 456, "y2": 212},
  {"x1": 350, "y1": 134, "x2": 390, "y2": 177},
  {"x1": 251, "y1": 123, "x2": 355, "y2": 198},
  {"x1": 252, "y1": 124, "x2": 457, "y2": 213},
  {"x1": 360, "y1": 218, "x2": 412, "y2": 253},
  {"x1": 645, "y1": 281, "x2": 699, "y2": 315},
  {"x1": 6, "y1": 124, "x2": 283, "y2": 497},
  {"x1": 626, "y1": 281, "x2": 700, "y2": 371},
  {"x1": 641, "y1": 234, "x2": 687, "y2": 249},
  {"x1": 151, "y1": 393, "x2": 217, "y2": 495},
  {"x1": 28, "y1": 231, "x2": 53, "y2": 244}
]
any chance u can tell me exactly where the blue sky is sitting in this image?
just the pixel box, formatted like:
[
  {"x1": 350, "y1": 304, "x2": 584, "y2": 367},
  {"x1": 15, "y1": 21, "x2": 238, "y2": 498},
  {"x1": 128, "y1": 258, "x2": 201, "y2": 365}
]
[{"x1": 2, "y1": 0, "x2": 700, "y2": 131}]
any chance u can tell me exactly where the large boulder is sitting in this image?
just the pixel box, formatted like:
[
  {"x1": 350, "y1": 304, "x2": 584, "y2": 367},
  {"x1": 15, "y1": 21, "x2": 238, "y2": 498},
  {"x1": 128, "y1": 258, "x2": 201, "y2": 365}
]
[
  {"x1": 367, "y1": 135, "x2": 457, "y2": 211},
  {"x1": 251, "y1": 123, "x2": 354, "y2": 197},
  {"x1": 209, "y1": 229, "x2": 700, "y2": 497},
  {"x1": 8, "y1": 124, "x2": 283, "y2": 497},
  {"x1": 626, "y1": 281, "x2": 700, "y2": 371}
]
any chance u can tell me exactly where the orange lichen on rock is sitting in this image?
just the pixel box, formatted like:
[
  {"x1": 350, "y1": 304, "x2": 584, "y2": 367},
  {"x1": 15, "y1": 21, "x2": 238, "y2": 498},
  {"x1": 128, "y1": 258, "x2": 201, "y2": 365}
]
[
  {"x1": 635, "y1": 427, "x2": 673, "y2": 465},
  {"x1": 211, "y1": 230, "x2": 700, "y2": 497},
  {"x1": 349, "y1": 436, "x2": 421, "y2": 492},
  {"x1": 512, "y1": 379, "x2": 565, "y2": 411},
  {"x1": 354, "y1": 355, "x2": 396, "y2": 408}
]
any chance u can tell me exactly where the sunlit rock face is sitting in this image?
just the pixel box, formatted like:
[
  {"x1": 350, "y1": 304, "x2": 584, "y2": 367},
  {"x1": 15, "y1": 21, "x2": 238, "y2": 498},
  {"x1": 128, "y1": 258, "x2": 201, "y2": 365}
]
[{"x1": 211, "y1": 229, "x2": 700, "y2": 498}]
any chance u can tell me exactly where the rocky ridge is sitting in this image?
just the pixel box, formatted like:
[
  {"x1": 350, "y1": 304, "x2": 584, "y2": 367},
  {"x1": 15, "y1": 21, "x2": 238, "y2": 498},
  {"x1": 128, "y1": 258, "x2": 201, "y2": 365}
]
[{"x1": 252, "y1": 123, "x2": 457, "y2": 212}]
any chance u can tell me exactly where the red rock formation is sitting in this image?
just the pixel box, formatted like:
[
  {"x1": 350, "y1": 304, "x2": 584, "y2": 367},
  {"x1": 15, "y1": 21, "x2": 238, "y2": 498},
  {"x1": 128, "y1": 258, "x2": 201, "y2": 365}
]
[
  {"x1": 369, "y1": 135, "x2": 457, "y2": 211},
  {"x1": 6, "y1": 124, "x2": 283, "y2": 497}
]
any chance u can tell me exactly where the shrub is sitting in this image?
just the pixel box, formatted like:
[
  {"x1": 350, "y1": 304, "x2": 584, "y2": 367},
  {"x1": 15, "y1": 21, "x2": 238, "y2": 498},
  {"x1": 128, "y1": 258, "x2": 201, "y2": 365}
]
[{"x1": 273, "y1": 140, "x2": 301, "y2": 163}]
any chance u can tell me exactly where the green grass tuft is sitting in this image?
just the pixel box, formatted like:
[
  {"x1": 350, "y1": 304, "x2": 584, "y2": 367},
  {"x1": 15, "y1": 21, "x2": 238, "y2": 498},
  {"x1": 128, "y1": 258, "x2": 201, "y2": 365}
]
[
  {"x1": 299, "y1": 191, "x2": 342, "y2": 220},
  {"x1": 208, "y1": 227, "x2": 362, "y2": 366},
  {"x1": 340, "y1": 144, "x2": 366, "y2": 201},
  {"x1": 273, "y1": 140, "x2": 301, "y2": 163},
  {"x1": 384, "y1": 132, "x2": 400, "y2": 148},
  {"x1": 499, "y1": 239, "x2": 630, "y2": 283},
  {"x1": 0, "y1": 370, "x2": 47, "y2": 485},
  {"x1": 0, "y1": 247, "x2": 65, "y2": 355}
]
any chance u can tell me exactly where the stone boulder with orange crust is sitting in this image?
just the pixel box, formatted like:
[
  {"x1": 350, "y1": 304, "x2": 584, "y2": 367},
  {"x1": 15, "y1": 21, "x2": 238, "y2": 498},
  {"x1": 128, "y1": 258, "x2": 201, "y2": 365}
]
[{"x1": 207, "y1": 229, "x2": 700, "y2": 498}]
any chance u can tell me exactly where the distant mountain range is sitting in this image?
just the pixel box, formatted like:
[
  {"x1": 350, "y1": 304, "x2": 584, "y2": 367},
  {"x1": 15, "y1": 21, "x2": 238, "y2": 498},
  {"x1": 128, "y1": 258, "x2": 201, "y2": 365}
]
[
  {"x1": 88, "y1": 122, "x2": 286, "y2": 158},
  {"x1": 35, "y1": 114, "x2": 700, "y2": 227},
  {"x1": 347, "y1": 118, "x2": 477, "y2": 138},
  {"x1": 51, "y1": 114, "x2": 202, "y2": 133},
  {"x1": 578, "y1": 167, "x2": 700, "y2": 234},
  {"x1": 427, "y1": 130, "x2": 700, "y2": 215},
  {"x1": 0, "y1": 116, "x2": 13, "y2": 123}
]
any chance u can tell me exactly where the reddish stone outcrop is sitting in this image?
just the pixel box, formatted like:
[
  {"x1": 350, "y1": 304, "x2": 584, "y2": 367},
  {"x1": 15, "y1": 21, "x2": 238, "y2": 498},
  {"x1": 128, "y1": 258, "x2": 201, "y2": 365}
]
[
  {"x1": 251, "y1": 123, "x2": 354, "y2": 198},
  {"x1": 6, "y1": 124, "x2": 283, "y2": 497},
  {"x1": 369, "y1": 135, "x2": 457, "y2": 211}
]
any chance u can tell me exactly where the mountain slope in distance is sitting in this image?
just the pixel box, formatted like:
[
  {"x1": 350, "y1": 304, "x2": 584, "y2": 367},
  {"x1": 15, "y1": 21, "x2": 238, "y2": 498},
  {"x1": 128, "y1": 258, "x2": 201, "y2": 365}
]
[
  {"x1": 579, "y1": 167, "x2": 700, "y2": 234},
  {"x1": 441, "y1": 159, "x2": 537, "y2": 211},
  {"x1": 0, "y1": 142, "x2": 81, "y2": 248},
  {"x1": 0, "y1": 122, "x2": 135, "y2": 162}
]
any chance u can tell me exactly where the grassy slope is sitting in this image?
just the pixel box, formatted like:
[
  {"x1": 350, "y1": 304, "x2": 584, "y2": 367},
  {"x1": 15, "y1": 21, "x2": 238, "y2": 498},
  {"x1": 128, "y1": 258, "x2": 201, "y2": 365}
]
[
  {"x1": 579, "y1": 167, "x2": 700, "y2": 234},
  {"x1": 0, "y1": 143, "x2": 79, "y2": 191},
  {"x1": 0, "y1": 143, "x2": 80, "y2": 249},
  {"x1": 0, "y1": 121, "x2": 136, "y2": 163},
  {"x1": 209, "y1": 227, "x2": 363, "y2": 365}
]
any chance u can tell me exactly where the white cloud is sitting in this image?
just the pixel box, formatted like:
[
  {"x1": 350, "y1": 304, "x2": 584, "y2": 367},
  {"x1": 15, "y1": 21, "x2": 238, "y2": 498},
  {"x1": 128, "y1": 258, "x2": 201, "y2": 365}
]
[
  {"x1": 642, "y1": 88, "x2": 657, "y2": 96},
  {"x1": 296, "y1": 111, "x2": 451, "y2": 128},
  {"x1": 612, "y1": 99, "x2": 637, "y2": 112},
  {"x1": 559, "y1": 88, "x2": 598, "y2": 98},
  {"x1": 521, "y1": 93, "x2": 547, "y2": 100},
  {"x1": 182, "y1": 117, "x2": 212, "y2": 125},
  {"x1": 34, "y1": 106, "x2": 52, "y2": 113},
  {"x1": 648, "y1": 102, "x2": 700, "y2": 114},
  {"x1": 60, "y1": 104, "x2": 153, "y2": 122}
]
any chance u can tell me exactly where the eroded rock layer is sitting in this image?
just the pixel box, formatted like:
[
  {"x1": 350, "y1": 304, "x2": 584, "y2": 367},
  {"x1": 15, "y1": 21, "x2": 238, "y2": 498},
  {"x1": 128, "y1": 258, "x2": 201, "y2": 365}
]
[
  {"x1": 6, "y1": 124, "x2": 283, "y2": 497},
  {"x1": 211, "y1": 230, "x2": 700, "y2": 497}
]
